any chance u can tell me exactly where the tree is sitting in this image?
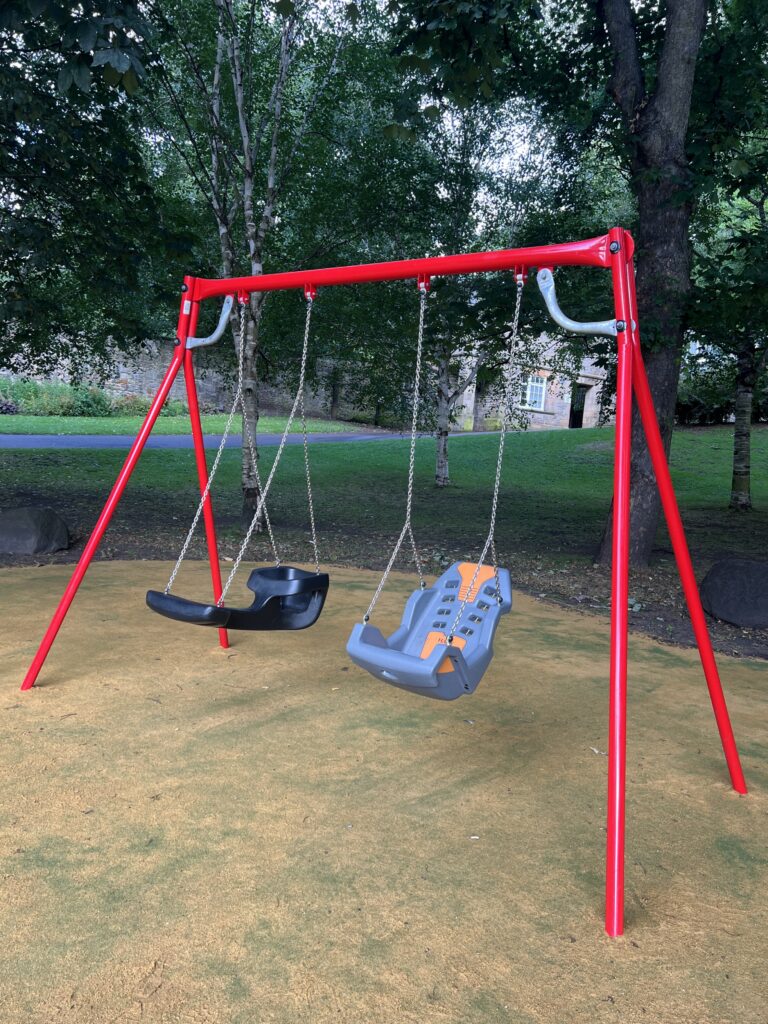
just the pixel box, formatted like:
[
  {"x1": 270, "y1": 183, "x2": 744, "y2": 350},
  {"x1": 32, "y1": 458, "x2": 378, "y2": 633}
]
[
  {"x1": 417, "y1": 105, "x2": 557, "y2": 486},
  {"x1": 391, "y1": 0, "x2": 768, "y2": 564},
  {"x1": 688, "y1": 171, "x2": 768, "y2": 510},
  {"x1": 142, "y1": 0, "x2": 364, "y2": 518},
  {"x1": 0, "y1": 0, "x2": 184, "y2": 375}
]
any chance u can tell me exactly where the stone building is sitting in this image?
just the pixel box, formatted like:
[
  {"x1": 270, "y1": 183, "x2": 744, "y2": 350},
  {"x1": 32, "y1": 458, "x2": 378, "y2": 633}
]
[
  {"x1": 7, "y1": 338, "x2": 607, "y2": 432},
  {"x1": 456, "y1": 355, "x2": 607, "y2": 432}
]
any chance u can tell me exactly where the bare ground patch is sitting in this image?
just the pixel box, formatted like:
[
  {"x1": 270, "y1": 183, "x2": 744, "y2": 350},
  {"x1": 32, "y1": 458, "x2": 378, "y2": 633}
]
[{"x1": 1, "y1": 561, "x2": 767, "y2": 1023}]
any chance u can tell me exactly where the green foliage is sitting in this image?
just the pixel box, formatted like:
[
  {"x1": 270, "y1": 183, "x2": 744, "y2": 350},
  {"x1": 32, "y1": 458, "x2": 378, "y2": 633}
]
[
  {"x1": 111, "y1": 394, "x2": 153, "y2": 417},
  {"x1": 0, "y1": 379, "x2": 191, "y2": 417},
  {"x1": 0, "y1": 0, "x2": 150, "y2": 94},
  {"x1": 0, "y1": 380, "x2": 77, "y2": 416},
  {"x1": 676, "y1": 354, "x2": 736, "y2": 426},
  {"x1": 70, "y1": 386, "x2": 115, "y2": 417},
  {"x1": 0, "y1": 0, "x2": 194, "y2": 375},
  {"x1": 159, "y1": 398, "x2": 188, "y2": 418},
  {"x1": 392, "y1": 0, "x2": 768, "y2": 198}
]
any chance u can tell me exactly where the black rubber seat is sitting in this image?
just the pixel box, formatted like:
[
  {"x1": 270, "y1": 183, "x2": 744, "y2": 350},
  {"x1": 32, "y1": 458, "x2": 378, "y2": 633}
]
[{"x1": 146, "y1": 566, "x2": 329, "y2": 631}]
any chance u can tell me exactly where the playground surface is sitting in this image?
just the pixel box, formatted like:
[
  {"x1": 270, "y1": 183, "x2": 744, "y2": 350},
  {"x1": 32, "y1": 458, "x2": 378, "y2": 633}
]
[{"x1": 1, "y1": 561, "x2": 766, "y2": 1023}]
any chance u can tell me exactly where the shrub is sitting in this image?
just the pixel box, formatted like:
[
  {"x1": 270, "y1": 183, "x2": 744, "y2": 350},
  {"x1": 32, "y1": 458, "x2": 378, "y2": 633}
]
[
  {"x1": 0, "y1": 379, "x2": 118, "y2": 416},
  {"x1": 112, "y1": 394, "x2": 152, "y2": 417},
  {"x1": 21, "y1": 381, "x2": 78, "y2": 416},
  {"x1": 71, "y1": 386, "x2": 114, "y2": 417},
  {"x1": 0, "y1": 396, "x2": 19, "y2": 414},
  {"x1": 159, "y1": 398, "x2": 188, "y2": 417}
]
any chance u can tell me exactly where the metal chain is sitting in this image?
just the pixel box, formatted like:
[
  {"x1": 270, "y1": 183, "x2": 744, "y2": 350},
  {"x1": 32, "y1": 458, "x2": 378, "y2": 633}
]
[
  {"x1": 299, "y1": 385, "x2": 321, "y2": 573},
  {"x1": 219, "y1": 295, "x2": 316, "y2": 603},
  {"x1": 364, "y1": 284, "x2": 428, "y2": 623},
  {"x1": 165, "y1": 303, "x2": 281, "y2": 592},
  {"x1": 446, "y1": 275, "x2": 524, "y2": 642},
  {"x1": 239, "y1": 393, "x2": 281, "y2": 565}
]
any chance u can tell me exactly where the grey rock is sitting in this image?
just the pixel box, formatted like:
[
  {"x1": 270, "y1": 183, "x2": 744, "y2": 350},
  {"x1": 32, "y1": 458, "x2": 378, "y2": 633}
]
[
  {"x1": 0, "y1": 506, "x2": 70, "y2": 554},
  {"x1": 700, "y1": 558, "x2": 768, "y2": 629}
]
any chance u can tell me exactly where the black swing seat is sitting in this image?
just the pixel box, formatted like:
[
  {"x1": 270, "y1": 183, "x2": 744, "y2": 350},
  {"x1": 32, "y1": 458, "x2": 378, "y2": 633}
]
[{"x1": 146, "y1": 566, "x2": 329, "y2": 631}]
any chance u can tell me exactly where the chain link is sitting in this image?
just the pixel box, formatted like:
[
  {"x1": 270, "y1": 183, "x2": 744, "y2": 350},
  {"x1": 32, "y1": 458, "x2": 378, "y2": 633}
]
[
  {"x1": 239, "y1": 392, "x2": 281, "y2": 565},
  {"x1": 446, "y1": 276, "x2": 524, "y2": 641},
  {"x1": 299, "y1": 385, "x2": 321, "y2": 573},
  {"x1": 165, "y1": 303, "x2": 280, "y2": 593},
  {"x1": 364, "y1": 285, "x2": 428, "y2": 623},
  {"x1": 219, "y1": 295, "x2": 317, "y2": 603}
]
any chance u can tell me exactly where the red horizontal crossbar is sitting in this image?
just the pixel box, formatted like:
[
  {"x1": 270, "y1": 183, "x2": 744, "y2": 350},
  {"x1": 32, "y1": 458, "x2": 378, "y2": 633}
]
[{"x1": 191, "y1": 233, "x2": 612, "y2": 303}]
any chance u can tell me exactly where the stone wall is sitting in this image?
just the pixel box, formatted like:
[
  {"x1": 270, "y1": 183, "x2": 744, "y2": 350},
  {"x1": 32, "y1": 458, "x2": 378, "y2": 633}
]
[{"x1": 6, "y1": 338, "x2": 609, "y2": 432}]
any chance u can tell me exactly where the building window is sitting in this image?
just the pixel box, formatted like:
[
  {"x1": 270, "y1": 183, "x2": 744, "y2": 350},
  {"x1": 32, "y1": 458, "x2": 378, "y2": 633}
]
[{"x1": 523, "y1": 373, "x2": 547, "y2": 411}]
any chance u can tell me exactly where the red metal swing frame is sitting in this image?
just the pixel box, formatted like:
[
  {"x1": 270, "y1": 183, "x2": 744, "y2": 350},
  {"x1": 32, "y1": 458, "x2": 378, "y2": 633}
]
[{"x1": 19, "y1": 227, "x2": 747, "y2": 936}]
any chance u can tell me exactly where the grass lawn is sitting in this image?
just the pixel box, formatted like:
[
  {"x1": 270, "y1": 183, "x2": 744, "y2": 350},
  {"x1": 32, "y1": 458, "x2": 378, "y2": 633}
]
[
  {"x1": 2, "y1": 424, "x2": 766, "y2": 560},
  {"x1": 0, "y1": 413, "x2": 362, "y2": 435},
  {"x1": 2, "y1": 424, "x2": 766, "y2": 656}
]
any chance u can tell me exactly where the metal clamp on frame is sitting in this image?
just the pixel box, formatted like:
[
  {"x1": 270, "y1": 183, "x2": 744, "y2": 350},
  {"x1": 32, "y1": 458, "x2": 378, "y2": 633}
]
[
  {"x1": 536, "y1": 267, "x2": 618, "y2": 338},
  {"x1": 186, "y1": 294, "x2": 235, "y2": 350}
]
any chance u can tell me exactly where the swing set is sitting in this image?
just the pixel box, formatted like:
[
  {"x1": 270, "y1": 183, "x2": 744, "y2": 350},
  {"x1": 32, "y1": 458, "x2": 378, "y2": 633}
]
[{"x1": 18, "y1": 227, "x2": 747, "y2": 937}]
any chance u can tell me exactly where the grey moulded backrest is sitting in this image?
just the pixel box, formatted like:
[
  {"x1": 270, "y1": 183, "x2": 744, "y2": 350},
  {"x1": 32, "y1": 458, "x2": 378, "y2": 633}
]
[{"x1": 346, "y1": 561, "x2": 513, "y2": 700}]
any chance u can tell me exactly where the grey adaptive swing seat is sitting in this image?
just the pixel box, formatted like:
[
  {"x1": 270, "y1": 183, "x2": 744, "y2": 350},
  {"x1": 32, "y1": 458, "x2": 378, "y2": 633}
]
[{"x1": 347, "y1": 561, "x2": 512, "y2": 700}]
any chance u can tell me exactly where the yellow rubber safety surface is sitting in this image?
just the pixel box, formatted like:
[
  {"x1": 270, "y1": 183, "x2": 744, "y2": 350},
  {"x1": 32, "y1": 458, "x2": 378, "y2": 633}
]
[{"x1": 1, "y1": 561, "x2": 767, "y2": 1024}]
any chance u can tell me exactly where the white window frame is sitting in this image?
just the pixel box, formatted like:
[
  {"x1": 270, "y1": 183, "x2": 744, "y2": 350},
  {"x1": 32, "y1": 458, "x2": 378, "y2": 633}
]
[{"x1": 522, "y1": 373, "x2": 547, "y2": 412}]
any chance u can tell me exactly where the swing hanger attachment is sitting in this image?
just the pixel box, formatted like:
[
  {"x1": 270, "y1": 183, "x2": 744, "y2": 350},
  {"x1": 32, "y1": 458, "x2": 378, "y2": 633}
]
[
  {"x1": 417, "y1": 273, "x2": 431, "y2": 293},
  {"x1": 536, "y1": 267, "x2": 629, "y2": 338},
  {"x1": 185, "y1": 294, "x2": 235, "y2": 350},
  {"x1": 304, "y1": 284, "x2": 317, "y2": 302}
]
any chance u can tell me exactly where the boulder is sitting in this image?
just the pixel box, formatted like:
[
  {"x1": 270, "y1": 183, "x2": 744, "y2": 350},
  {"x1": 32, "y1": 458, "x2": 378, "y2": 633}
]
[
  {"x1": 700, "y1": 558, "x2": 768, "y2": 629},
  {"x1": 0, "y1": 506, "x2": 70, "y2": 555}
]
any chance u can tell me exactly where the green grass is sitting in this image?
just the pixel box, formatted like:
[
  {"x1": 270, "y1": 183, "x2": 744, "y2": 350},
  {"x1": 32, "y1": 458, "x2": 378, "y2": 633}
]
[
  {"x1": 0, "y1": 413, "x2": 359, "y2": 435},
  {"x1": 1, "y1": 425, "x2": 766, "y2": 566}
]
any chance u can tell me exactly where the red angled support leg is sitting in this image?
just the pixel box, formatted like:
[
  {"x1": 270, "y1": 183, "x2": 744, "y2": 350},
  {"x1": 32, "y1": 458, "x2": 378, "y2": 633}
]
[
  {"x1": 605, "y1": 229, "x2": 634, "y2": 937},
  {"x1": 183, "y1": 349, "x2": 229, "y2": 650},
  {"x1": 626, "y1": 264, "x2": 746, "y2": 795},
  {"x1": 20, "y1": 347, "x2": 186, "y2": 690}
]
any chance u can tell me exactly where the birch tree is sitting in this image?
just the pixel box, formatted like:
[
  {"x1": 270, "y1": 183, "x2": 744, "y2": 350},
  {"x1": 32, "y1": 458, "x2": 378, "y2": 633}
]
[{"x1": 146, "y1": 0, "x2": 348, "y2": 516}]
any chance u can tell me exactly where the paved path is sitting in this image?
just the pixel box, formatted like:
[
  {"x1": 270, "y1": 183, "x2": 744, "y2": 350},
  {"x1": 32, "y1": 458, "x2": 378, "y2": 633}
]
[{"x1": 0, "y1": 431, "x2": 402, "y2": 450}]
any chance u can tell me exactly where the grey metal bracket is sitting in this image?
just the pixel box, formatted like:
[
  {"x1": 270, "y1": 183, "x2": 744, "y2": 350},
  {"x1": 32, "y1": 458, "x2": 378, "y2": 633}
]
[
  {"x1": 185, "y1": 294, "x2": 235, "y2": 350},
  {"x1": 536, "y1": 268, "x2": 618, "y2": 338}
]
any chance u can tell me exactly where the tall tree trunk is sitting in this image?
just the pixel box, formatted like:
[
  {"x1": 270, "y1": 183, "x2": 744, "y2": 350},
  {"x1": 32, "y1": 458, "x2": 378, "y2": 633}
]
[
  {"x1": 730, "y1": 346, "x2": 757, "y2": 511},
  {"x1": 472, "y1": 375, "x2": 486, "y2": 432},
  {"x1": 240, "y1": 295, "x2": 264, "y2": 523},
  {"x1": 597, "y1": 177, "x2": 692, "y2": 564},
  {"x1": 597, "y1": 0, "x2": 708, "y2": 566},
  {"x1": 435, "y1": 357, "x2": 452, "y2": 487},
  {"x1": 435, "y1": 411, "x2": 450, "y2": 486},
  {"x1": 329, "y1": 370, "x2": 341, "y2": 420}
]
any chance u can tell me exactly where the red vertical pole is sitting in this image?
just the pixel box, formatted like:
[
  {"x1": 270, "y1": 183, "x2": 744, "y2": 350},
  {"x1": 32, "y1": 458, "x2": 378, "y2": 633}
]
[
  {"x1": 626, "y1": 262, "x2": 746, "y2": 794},
  {"x1": 605, "y1": 228, "x2": 634, "y2": 936},
  {"x1": 183, "y1": 344, "x2": 229, "y2": 650},
  {"x1": 20, "y1": 347, "x2": 186, "y2": 690}
]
